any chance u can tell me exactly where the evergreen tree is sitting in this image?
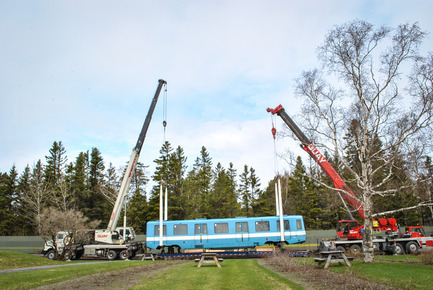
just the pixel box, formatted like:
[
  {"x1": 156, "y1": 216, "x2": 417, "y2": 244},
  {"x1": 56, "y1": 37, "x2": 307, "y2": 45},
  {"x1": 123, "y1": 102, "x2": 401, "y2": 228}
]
[
  {"x1": 239, "y1": 165, "x2": 252, "y2": 216},
  {"x1": 67, "y1": 152, "x2": 90, "y2": 211},
  {"x1": 86, "y1": 147, "x2": 107, "y2": 223},
  {"x1": 208, "y1": 163, "x2": 239, "y2": 218},
  {"x1": 254, "y1": 178, "x2": 278, "y2": 217},
  {"x1": 287, "y1": 157, "x2": 323, "y2": 229},
  {"x1": 148, "y1": 141, "x2": 174, "y2": 221},
  {"x1": 167, "y1": 146, "x2": 188, "y2": 220},
  {"x1": 249, "y1": 167, "x2": 262, "y2": 216},
  {"x1": 194, "y1": 146, "x2": 213, "y2": 217},
  {"x1": 16, "y1": 165, "x2": 34, "y2": 235},
  {"x1": 44, "y1": 141, "x2": 67, "y2": 188},
  {"x1": 127, "y1": 162, "x2": 148, "y2": 233},
  {"x1": 183, "y1": 167, "x2": 201, "y2": 219},
  {"x1": 0, "y1": 166, "x2": 18, "y2": 235}
]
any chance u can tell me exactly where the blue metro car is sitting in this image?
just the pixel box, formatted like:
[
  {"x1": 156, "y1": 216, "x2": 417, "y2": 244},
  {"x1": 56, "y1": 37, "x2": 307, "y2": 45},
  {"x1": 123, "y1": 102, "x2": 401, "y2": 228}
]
[{"x1": 146, "y1": 215, "x2": 305, "y2": 251}]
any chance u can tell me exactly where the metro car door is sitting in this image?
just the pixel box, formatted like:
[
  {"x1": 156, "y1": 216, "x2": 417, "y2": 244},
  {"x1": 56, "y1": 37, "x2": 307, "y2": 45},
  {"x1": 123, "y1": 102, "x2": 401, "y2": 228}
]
[
  {"x1": 194, "y1": 223, "x2": 208, "y2": 247},
  {"x1": 236, "y1": 222, "x2": 249, "y2": 242}
]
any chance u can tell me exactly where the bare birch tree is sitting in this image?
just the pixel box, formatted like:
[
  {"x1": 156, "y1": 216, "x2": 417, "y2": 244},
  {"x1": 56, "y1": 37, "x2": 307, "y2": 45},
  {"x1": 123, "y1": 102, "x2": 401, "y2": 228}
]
[
  {"x1": 21, "y1": 160, "x2": 49, "y2": 234},
  {"x1": 38, "y1": 207, "x2": 100, "y2": 260},
  {"x1": 295, "y1": 20, "x2": 433, "y2": 263}
]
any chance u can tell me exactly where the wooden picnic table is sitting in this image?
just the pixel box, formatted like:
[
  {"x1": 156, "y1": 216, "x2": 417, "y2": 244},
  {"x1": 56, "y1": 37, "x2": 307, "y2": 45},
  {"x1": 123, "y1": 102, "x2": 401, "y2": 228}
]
[
  {"x1": 314, "y1": 250, "x2": 352, "y2": 269},
  {"x1": 196, "y1": 253, "x2": 223, "y2": 268}
]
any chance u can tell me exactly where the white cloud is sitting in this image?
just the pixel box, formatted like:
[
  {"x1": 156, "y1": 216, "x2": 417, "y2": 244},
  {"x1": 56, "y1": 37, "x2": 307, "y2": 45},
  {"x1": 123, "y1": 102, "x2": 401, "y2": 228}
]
[{"x1": 1, "y1": 0, "x2": 432, "y2": 190}]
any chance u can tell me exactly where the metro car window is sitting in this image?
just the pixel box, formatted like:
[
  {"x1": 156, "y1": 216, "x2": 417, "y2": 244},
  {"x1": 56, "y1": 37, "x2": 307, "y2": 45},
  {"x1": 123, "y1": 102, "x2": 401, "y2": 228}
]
[
  {"x1": 236, "y1": 222, "x2": 249, "y2": 232},
  {"x1": 255, "y1": 221, "x2": 270, "y2": 232},
  {"x1": 214, "y1": 223, "x2": 229, "y2": 233},
  {"x1": 194, "y1": 224, "x2": 208, "y2": 234},
  {"x1": 173, "y1": 224, "x2": 188, "y2": 235},
  {"x1": 154, "y1": 225, "x2": 167, "y2": 235},
  {"x1": 277, "y1": 220, "x2": 290, "y2": 231}
]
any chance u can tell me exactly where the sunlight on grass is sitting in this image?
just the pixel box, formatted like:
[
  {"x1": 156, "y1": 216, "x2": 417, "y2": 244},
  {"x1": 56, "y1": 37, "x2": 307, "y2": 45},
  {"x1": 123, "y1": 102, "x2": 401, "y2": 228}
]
[
  {"x1": 132, "y1": 259, "x2": 303, "y2": 290},
  {"x1": 0, "y1": 259, "x2": 155, "y2": 289},
  {"x1": 0, "y1": 251, "x2": 61, "y2": 270},
  {"x1": 332, "y1": 260, "x2": 432, "y2": 289}
]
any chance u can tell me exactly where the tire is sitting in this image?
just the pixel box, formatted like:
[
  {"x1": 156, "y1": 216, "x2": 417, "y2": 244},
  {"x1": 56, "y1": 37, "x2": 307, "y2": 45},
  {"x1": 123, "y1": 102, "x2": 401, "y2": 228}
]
[
  {"x1": 129, "y1": 251, "x2": 137, "y2": 259},
  {"x1": 336, "y1": 246, "x2": 345, "y2": 253},
  {"x1": 349, "y1": 244, "x2": 362, "y2": 255},
  {"x1": 394, "y1": 243, "x2": 404, "y2": 255},
  {"x1": 46, "y1": 249, "x2": 56, "y2": 260},
  {"x1": 107, "y1": 250, "x2": 118, "y2": 260},
  {"x1": 119, "y1": 250, "x2": 128, "y2": 260},
  {"x1": 406, "y1": 242, "x2": 419, "y2": 254},
  {"x1": 65, "y1": 250, "x2": 76, "y2": 260}
]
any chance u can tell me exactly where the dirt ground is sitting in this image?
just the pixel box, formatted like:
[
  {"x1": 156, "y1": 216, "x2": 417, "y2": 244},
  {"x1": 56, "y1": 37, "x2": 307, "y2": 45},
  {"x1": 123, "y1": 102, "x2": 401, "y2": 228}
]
[{"x1": 258, "y1": 256, "x2": 393, "y2": 290}]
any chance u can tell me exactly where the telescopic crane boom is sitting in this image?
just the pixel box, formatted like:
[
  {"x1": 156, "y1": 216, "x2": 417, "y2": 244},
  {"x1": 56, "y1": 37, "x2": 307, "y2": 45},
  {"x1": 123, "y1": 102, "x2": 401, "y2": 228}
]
[
  {"x1": 97, "y1": 79, "x2": 166, "y2": 244},
  {"x1": 267, "y1": 104, "x2": 364, "y2": 220}
]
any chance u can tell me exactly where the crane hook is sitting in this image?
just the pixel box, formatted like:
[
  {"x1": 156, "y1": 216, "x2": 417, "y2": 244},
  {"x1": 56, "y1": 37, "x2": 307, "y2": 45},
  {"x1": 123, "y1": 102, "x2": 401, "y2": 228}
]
[{"x1": 271, "y1": 126, "x2": 277, "y2": 140}]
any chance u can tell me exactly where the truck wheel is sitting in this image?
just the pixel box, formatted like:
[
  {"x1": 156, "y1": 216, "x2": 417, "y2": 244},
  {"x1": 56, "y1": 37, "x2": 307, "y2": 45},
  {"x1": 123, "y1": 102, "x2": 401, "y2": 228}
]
[
  {"x1": 46, "y1": 249, "x2": 56, "y2": 260},
  {"x1": 336, "y1": 246, "x2": 345, "y2": 253},
  {"x1": 129, "y1": 251, "x2": 137, "y2": 259},
  {"x1": 119, "y1": 250, "x2": 129, "y2": 260},
  {"x1": 349, "y1": 244, "x2": 362, "y2": 255},
  {"x1": 406, "y1": 242, "x2": 419, "y2": 254},
  {"x1": 107, "y1": 250, "x2": 118, "y2": 260},
  {"x1": 394, "y1": 243, "x2": 404, "y2": 255},
  {"x1": 65, "y1": 250, "x2": 76, "y2": 260}
]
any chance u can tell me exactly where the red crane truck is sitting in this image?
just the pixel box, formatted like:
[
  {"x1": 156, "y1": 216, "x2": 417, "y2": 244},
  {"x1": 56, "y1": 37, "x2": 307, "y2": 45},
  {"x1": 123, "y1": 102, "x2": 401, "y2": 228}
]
[{"x1": 267, "y1": 104, "x2": 433, "y2": 254}]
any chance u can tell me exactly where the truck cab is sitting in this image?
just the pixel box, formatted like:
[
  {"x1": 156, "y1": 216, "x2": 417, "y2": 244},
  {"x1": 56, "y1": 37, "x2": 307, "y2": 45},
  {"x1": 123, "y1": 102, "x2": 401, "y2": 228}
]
[
  {"x1": 336, "y1": 220, "x2": 363, "y2": 239},
  {"x1": 404, "y1": 226, "x2": 427, "y2": 238}
]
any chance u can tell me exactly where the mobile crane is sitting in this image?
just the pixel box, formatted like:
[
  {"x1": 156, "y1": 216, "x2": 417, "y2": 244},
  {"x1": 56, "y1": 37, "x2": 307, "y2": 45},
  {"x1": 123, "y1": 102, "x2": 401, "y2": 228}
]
[
  {"x1": 43, "y1": 79, "x2": 167, "y2": 260},
  {"x1": 95, "y1": 79, "x2": 167, "y2": 246},
  {"x1": 267, "y1": 104, "x2": 433, "y2": 254}
]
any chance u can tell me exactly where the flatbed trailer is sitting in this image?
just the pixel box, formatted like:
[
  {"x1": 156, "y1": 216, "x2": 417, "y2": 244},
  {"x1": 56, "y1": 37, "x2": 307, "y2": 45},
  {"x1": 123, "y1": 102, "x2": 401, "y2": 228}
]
[{"x1": 330, "y1": 238, "x2": 395, "y2": 255}]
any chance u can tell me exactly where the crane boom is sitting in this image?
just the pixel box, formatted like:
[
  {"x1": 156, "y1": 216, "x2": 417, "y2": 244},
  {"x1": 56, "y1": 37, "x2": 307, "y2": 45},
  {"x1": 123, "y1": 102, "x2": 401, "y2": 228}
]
[
  {"x1": 107, "y1": 79, "x2": 167, "y2": 233},
  {"x1": 267, "y1": 104, "x2": 365, "y2": 220}
]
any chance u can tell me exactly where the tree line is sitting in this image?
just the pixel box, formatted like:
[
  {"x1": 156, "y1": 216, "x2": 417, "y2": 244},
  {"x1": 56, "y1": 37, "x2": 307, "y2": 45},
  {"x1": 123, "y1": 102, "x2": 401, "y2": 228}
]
[{"x1": 1, "y1": 136, "x2": 431, "y2": 236}]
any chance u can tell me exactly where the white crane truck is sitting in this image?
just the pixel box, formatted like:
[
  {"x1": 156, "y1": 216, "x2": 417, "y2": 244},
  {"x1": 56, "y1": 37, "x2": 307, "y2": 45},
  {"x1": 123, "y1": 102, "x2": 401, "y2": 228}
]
[{"x1": 43, "y1": 79, "x2": 167, "y2": 260}]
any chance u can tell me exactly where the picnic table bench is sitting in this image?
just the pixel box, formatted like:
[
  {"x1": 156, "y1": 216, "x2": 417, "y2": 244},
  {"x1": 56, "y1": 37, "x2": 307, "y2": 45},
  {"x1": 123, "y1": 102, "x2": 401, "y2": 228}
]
[
  {"x1": 195, "y1": 253, "x2": 223, "y2": 268},
  {"x1": 314, "y1": 250, "x2": 353, "y2": 269}
]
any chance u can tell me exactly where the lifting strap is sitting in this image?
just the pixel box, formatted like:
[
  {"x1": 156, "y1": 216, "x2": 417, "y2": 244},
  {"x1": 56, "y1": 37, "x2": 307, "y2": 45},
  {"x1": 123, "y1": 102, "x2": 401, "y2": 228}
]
[
  {"x1": 162, "y1": 83, "x2": 168, "y2": 142},
  {"x1": 270, "y1": 114, "x2": 279, "y2": 175}
]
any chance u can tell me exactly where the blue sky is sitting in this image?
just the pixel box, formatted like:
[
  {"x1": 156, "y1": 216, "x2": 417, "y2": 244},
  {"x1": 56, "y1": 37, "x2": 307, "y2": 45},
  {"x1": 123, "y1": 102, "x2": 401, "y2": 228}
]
[{"x1": 1, "y1": 0, "x2": 432, "y2": 190}]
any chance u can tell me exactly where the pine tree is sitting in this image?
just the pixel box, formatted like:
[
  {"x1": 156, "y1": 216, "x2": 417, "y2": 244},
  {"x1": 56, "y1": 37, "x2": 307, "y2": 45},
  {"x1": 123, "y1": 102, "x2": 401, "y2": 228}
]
[
  {"x1": 287, "y1": 157, "x2": 323, "y2": 229},
  {"x1": 239, "y1": 165, "x2": 252, "y2": 216},
  {"x1": 68, "y1": 152, "x2": 90, "y2": 211},
  {"x1": 86, "y1": 147, "x2": 107, "y2": 224},
  {"x1": 127, "y1": 162, "x2": 149, "y2": 233},
  {"x1": 209, "y1": 163, "x2": 240, "y2": 218},
  {"x1": 44, "y1": 141, "x2": 67, "y2": 188},
  {"x1": 0, "y1": 166, "x2": 18, "y2": 235},
  {"x1": 254, "y1": 178, "x2": 277, "y2": 217},
  {"x1": 249, "y1": 167, "x2": 262, "y2": 216},
  {"x1": 148, "y1": 141, "x2": 174, "y2": 221},
  {"x1": 167, "y1": 146, "x2": 188, "y2": 220},
  {"x1": 16, "y1": 165, "x2": 34, "y2": 235},
  {"x1": 194, "y1": 146, "x2": 213, "y2": 217}
]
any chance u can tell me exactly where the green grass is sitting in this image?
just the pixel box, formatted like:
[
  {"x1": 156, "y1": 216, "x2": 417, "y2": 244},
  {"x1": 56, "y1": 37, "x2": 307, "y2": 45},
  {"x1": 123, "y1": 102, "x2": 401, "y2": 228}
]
[
  {"x1": 374, "y1": 253, "x2": 423, "y2": 263},
  {"x1": 0, "y1": 251, "x2": 61, "y2": 270},
  {"x1": 132, "y1": 259, "x2": 303, "y2": 290},
  {"x1": 331, "y1": 260, "x2": 432, "y2": 289},
  {"x1": 0, "y1": 259, "x2": 159, "y2": 289}
]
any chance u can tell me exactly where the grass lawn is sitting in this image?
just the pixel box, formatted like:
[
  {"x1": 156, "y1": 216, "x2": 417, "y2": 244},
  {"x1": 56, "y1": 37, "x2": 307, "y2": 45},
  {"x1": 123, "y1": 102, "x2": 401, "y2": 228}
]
[
  {"x1": 0, "y1": 251, "x2": 62, "y2": 270},
  {"x1": 0, "y1": 253, "x2": 158, "y2": 289},
  {"x1": 331, "y1": 260, "x2": 432, "y2": 289},
  {"x1": 132, "y1": 259, "x2": 303, "y2": 290}
]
